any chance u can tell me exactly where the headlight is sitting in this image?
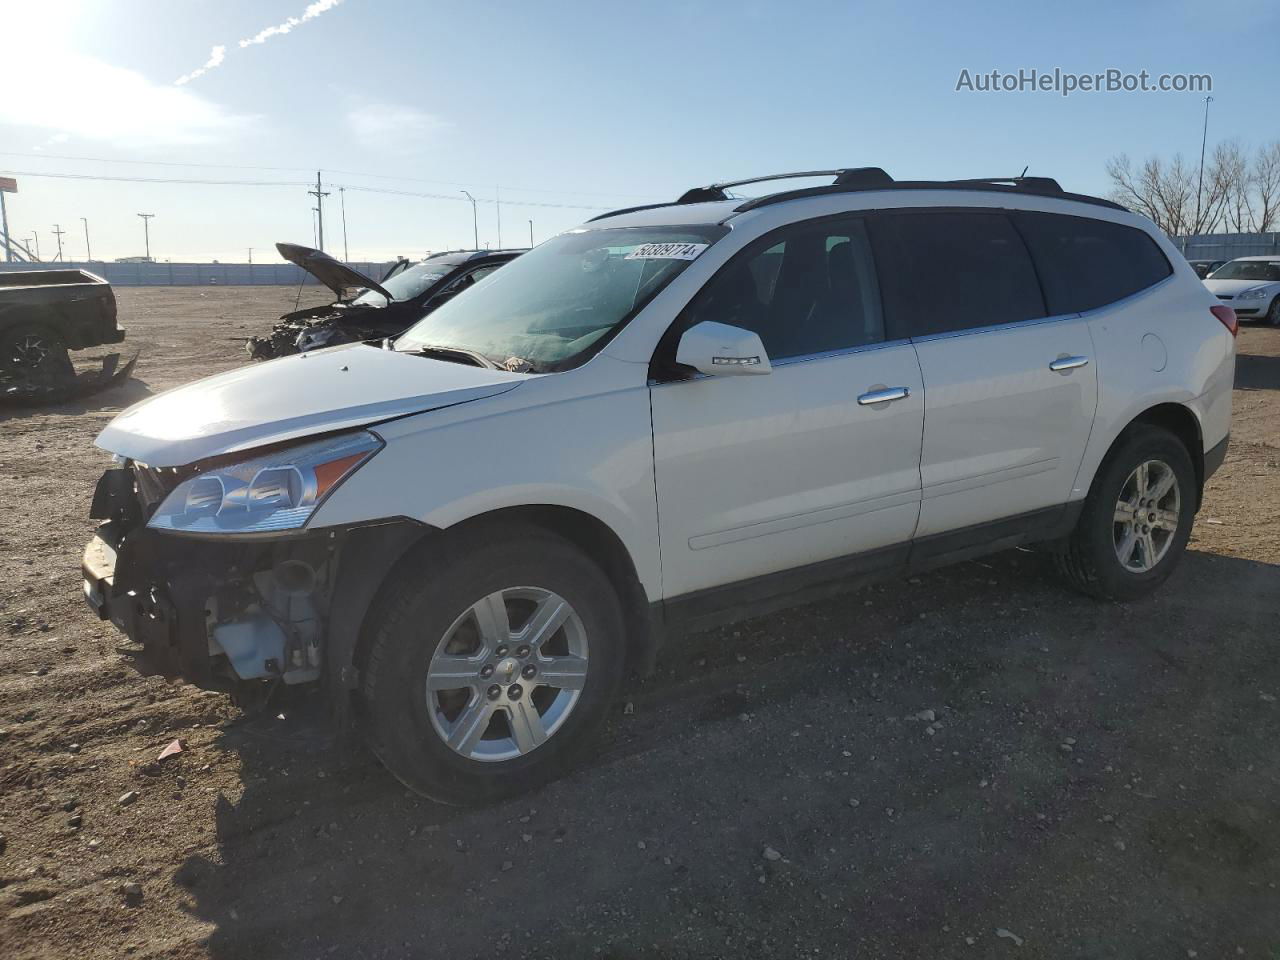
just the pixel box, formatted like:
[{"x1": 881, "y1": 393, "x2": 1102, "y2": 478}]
[
  {"x1": 1238, "y1": 287, "x2": 1269, "y2": 300},
  {"x1": 147, "y1": 430, "x2": 382, "y2": 534}
]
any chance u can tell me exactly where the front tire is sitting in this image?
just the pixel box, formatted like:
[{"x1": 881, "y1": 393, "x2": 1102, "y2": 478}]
[
  {"x1": 1267, "y1": 296, "x2": 1280, "y2": 326},
  {"x1": 361, "y1": 525, "x2": 626, "y2": 804},
  {"x1": 1055, "y1": 425, "x2": 1196, "y2": 600}
]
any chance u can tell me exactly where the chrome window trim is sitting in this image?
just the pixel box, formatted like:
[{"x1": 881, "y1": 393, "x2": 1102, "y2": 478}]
[
  {"x1": 771, "y1": 337, "x2": 911, "y2": 366},
  {"x1": 908, "y1": 312, "x2": 1082, "y2": 345}
]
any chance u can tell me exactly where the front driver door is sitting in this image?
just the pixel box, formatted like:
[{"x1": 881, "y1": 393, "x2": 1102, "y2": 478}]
[{"x1": 649, "y1": 215, "x2": 925, "y2": 602}]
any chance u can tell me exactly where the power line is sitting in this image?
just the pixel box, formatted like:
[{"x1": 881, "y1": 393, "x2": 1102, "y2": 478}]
[
  {"x1": 0, "y1": 169, "x2": 308, "y2": 187},
  {"x1": 0, "y1": 169, "x2": 623, "y2": 211},
  {"x1": 0, "y1": 150, "x2": 660, "y2": 201}
]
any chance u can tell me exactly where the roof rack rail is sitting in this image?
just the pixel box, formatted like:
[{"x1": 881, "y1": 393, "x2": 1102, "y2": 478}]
[{"x1": 587, "y1": 168, "x2": 1123, "y2": 222}]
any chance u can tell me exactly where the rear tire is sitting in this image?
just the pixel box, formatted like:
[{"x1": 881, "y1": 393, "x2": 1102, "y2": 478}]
[
  {"x1": 0, "y1": 324, "x2": 74, "y2": 379},
  {"x1": 1267, "y1": 296, "x2": 1280, "y2": 326},
  {"x1": 1054, "y1": 425, "x2": 1196, "y2": 600},
  {"x1": 361, "y1": 525, "x2": 626, "y2": 805}
]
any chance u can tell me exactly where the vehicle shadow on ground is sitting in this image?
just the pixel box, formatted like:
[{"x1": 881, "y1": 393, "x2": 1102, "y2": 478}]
[
  {"x1": 173, "y1": 548, "x2": 1280, "y2": 959},
  {"x1": 1234, "y1": 352, "x2": 1280, "y2": 391}
]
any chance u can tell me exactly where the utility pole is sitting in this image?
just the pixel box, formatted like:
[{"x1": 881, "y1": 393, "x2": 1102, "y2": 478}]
[
  {"x1": 495, "y1": 185, "x2": 502, "y2": 248},
  {"x1": 30, "y1": 233, "x2": 40, "y2": 261},
  {"x1": 1195, "y1": 95, "x2": 1213, "y2": 235},
  {"x1": 307, "y1": 171, "x2": 330, "y2": 252},
  {"x1": 339, "y1": 186, "x2": 349, "y2": 261},
  {"x1": 51, "y1": 223, "x2": 66, "y2": 261},
  {"x1": 137, "y1": 213, "x2": 155, "y2": 260},
  {"x1": 80, "y1": 217, "x2": 91, "y2": 261},
  {"x1": 461, "y1": 190, "x2": 478, "y2": 250},
  {"x1": 248, "y1": 247, "x2": 253, "y2": 264},
  {"x1": 528, "y1": 219, "x2": 534, "y2": 248}
]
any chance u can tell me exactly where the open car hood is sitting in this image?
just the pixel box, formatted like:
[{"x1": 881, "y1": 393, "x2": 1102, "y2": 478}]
[
  {"x1": 96, "y1": 343, "x2": 525, "y2": 467},
  {"x1": 276, "y1": 242, "x2": 394, "y2": 302}
]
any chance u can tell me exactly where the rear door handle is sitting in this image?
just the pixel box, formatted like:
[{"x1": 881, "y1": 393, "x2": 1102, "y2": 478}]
[
  {"x1": 858, "y1": 386, "x2": 910, "y2": 405},
  {"x1": 1049, "y1": 355, "x2": 1090, "y2": 372}
]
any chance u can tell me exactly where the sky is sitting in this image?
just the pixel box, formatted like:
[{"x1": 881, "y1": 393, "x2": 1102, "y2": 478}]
[{"x1": 0, "y1": 0, "x2": 1277, "y2": 264}]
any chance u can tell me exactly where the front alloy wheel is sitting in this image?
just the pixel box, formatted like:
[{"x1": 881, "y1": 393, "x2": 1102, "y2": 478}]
[
  {"x1": 361, "y1": 524, "x2": 626, "y2": 804},
  {"x1": 426, "y1": 587, "x2": 589, "y2": 761}
]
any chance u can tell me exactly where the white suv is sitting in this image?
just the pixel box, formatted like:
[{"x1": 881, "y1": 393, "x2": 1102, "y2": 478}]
[{"x1": 82, "y1": 168, "x2": 1236, "y2": 803}]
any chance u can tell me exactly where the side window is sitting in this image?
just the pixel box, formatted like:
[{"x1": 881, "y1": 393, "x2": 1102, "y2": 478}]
[
  {"x1": 682, "y1": 217, "x2": 884, "y2": 361},
  {"x1": 1013, "y1": 212, "x2": 1173, "y2": 314},
  {"x1": 870, "y1": 212, "x2": 1046, "y2": 339}
]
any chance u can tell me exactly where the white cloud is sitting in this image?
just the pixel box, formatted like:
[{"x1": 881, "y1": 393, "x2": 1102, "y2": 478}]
[
  {"x1": 240, "y1": 0, "x2": 346, "y2": 48},
  {"x1": 175, "y1": 45, "x2": 227, "y2": 86},
  {"x1": 344, "y1": 100, "x2": 449, "y2": 153},
  {"x1": 0, "y1": 48, "x2": 252, "y2": 146}
]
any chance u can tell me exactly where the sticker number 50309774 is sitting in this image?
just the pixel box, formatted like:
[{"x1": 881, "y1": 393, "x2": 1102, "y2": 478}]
[{"x1": 625, "y1": 242, "x2": 709, "y2": 260}]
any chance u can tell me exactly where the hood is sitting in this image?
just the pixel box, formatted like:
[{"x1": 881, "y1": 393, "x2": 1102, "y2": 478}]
[
  {"x1": 1203, "y1": 277, "x2": 1280, "y2": 296},
  {"x1": 276, "y1": 242, "x2": 394, "y2": 302},
  {"x1": 96, "y1": 343, "x2": 524, "y2": 467}
]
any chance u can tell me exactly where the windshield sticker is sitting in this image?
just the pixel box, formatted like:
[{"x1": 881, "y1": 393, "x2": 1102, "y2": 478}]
[{"x1": 625, "y1": 242, "x2": 709, "y2": 261}]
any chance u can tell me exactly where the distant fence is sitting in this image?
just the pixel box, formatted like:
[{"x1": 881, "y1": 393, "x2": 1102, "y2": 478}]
[
  {"x1": 0, "y1": 259, "x2": 397, "y2": 287},
  {"x1": 1176, "y1": 232, "x2": 1280, "y2": 261}
]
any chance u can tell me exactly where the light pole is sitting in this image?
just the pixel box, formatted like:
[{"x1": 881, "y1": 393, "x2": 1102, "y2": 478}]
[
  {"x1": 1194, "y1": 95, "x2": 1214, "y2": 234},
  {"x1": 137, "y1": 213, "x2": 155, "y2": 261},
  {"x1": 339, "y1": 186, "x2": 349, "y2": 262},
  {"x1": 248, "y1": 247, "x2": 253, "y2": 264},
  {"x1": 80, "y1": 217, "x2": 91, "y2": 261},
  {"x1": 461, "y1": 190, "x2": 478, "y2": 250},
  {"x1": 29, "y1": 233, "x2": 40, "y2": 260},
  {"x1": 528, "y1": 219, "x2": 534, "y2": 248}
]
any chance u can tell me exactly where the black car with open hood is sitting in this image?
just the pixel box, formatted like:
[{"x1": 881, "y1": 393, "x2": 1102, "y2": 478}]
[{"x1": 248, "y1": 243, "x2": 524, "y2": 359}]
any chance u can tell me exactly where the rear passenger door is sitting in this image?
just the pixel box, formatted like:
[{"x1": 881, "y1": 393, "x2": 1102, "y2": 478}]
[{"x1": 869, "y1": 210, "x2": 1098, "y2": 542}]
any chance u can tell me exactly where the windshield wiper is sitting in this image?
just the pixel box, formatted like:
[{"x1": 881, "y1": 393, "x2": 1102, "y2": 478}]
[{"x1": 406, "y1": 344, "x2": 498, "y2": 369}]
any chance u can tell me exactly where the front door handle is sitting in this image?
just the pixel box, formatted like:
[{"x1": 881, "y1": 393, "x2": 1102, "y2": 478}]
[
  {"x1": 1049, "y1": 355, "x2": 1090, "y2": 372},
  {"x1": 858, "y1": 386, "x2": 910, "y2": 405}
]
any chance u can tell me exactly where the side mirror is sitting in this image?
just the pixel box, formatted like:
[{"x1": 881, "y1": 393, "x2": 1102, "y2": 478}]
[{"x1": 675, "y1": 321, "x2": 772, "y2": 377}]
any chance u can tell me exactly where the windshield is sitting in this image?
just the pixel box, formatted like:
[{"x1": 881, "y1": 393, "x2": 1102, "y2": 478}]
[
  {"x1": 1209, "y1": 260, "x2": 1280, "y2": 282},
  {"x1": 396, "y1": 225, "x2": 726, "y2": 372},
  {"x1": 351, "y1": 262, "x2": 455, "y2": 306}
]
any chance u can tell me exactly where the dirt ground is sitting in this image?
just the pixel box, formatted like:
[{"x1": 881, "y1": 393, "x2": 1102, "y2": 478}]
[{"x1": 1, "y1": 287, "x2": 1278, "y2": 960}]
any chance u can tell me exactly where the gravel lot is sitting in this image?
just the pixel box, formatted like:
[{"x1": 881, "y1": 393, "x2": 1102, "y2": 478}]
[{"x1": 2, "y1": 287, "x2": 1278, "y2": 960}]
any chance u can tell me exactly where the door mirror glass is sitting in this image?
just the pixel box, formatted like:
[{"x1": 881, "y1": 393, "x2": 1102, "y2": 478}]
[{"x1": 676, "y1": 321, "x2": 772, "y2": 377}]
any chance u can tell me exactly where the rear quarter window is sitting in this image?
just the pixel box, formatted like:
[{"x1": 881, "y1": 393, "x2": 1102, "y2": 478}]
[{"x1": 1013, "y1": 212, "x2": 1173, "y2": 315}]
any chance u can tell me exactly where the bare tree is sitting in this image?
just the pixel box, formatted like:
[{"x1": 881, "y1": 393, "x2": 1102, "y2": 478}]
[
  {"x1": 1253, "y1": 142, "x2": 1280, "y2": 232},
  {"x1": 1107, "y1": 140, "x2": 1280, "y2": 237},
  {"x1": 1215, "y1": 140, "x2": 1252, "y2": 233}
]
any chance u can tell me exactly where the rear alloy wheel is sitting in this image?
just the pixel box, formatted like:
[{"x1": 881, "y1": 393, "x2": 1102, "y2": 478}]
[
  {"x1": 1055, "y1": 425, "x2": 1196, "y2": 600},
  {"x1": 1, "y1": 325, "x2": 74, "y2": 379},
  {"x1": 362, "y1": 525, "x2": 625, "y2": 804}
]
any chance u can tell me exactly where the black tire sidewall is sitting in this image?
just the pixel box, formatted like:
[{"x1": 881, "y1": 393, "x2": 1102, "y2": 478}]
[
  {"x1": 1269, "y1": 297, "x2": 1280, "y2": 326},
  {"x1": 1080, "y1": 427, "x2": 1197, "y2": 600},
  {"x1": 362, "y1": 530, "x2": 626, "y2": 804}
]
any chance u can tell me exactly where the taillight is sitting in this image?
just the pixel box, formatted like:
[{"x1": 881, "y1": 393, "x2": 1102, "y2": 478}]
[{"x1": 1210, "y1": 304, "x2": 1238, "y2": 337}]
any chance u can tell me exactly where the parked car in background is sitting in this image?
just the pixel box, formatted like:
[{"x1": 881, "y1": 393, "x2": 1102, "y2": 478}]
[
  {"x1": 1202, "y1": 256, "x2": 1280, "y2": 324},
  {"x1": 248, "y1": 244, "x2": 524, "y2": 359},
  {"x1": 83, "y1": 168, "x2": 1234, "y2": 804},
  {"x1": 1187, "y1": 259, "x2": 1226, "y2": 279}
]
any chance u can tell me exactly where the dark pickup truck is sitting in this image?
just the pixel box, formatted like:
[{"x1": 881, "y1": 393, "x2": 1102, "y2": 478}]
[{"x1": 1, "y1": 269, "x2": 125, "y2": 377}]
